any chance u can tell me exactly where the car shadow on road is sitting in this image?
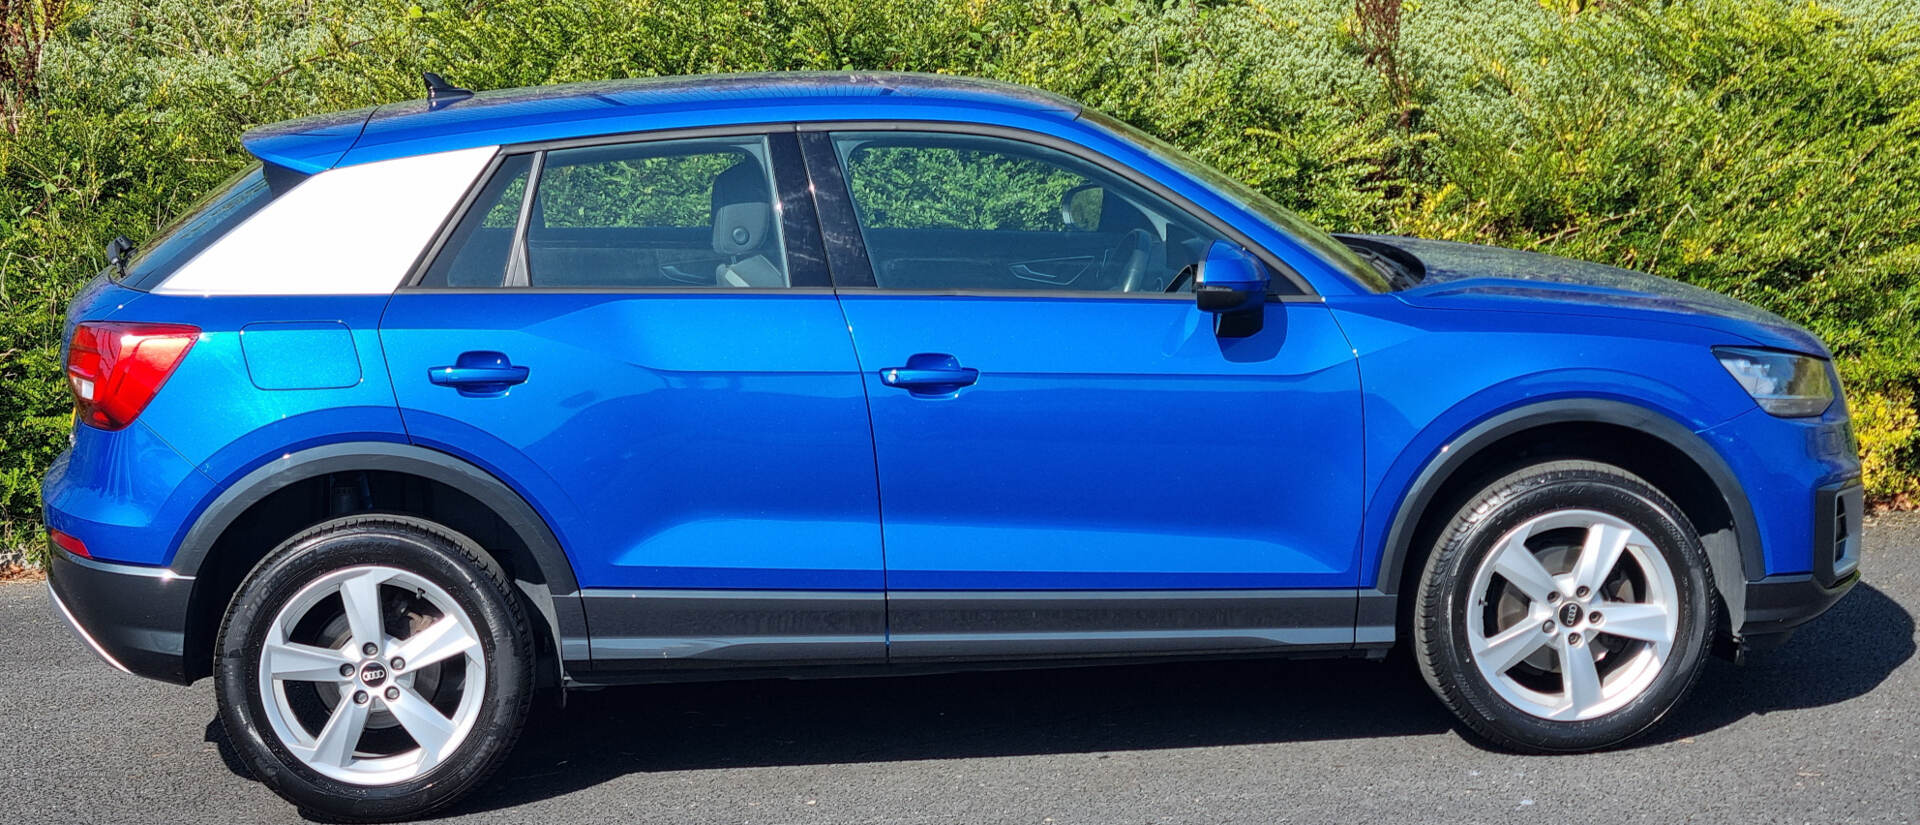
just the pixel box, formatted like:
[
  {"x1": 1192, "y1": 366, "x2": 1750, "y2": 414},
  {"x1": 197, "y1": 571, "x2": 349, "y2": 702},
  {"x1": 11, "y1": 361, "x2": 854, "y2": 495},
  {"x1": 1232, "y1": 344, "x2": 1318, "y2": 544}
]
[
  {"x1": 204, "y1": 582, "x2": 1911, "y2": 820},
  {"x1": 1646, "y1": 581, "x2": 1914, "y2": 743}
]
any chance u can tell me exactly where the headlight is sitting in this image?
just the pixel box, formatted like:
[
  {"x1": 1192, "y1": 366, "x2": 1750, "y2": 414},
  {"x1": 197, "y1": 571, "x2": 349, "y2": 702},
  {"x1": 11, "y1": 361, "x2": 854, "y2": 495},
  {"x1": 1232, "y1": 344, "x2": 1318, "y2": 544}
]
[{"x1": 1714, "y1": 347, "x2": 1834, "y2": 417}]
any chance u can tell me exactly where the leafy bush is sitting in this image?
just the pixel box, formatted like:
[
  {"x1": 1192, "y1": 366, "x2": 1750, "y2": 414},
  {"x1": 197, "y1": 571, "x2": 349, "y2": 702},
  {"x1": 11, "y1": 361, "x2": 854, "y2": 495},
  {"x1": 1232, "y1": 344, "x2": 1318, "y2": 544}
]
[
  {"x1": 1855, "y1": 389, "x2": 1919, "y2": 505},
  {"x1": 1, "y1": 0, "x2": 1916, "y2": 565}
]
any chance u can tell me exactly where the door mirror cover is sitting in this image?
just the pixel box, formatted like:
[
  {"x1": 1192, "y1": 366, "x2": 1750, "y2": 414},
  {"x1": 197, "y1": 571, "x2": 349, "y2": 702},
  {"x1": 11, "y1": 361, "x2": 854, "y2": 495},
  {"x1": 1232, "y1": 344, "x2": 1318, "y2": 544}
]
[{"x1": 1194, "y1": 241, "x2": 1268, "y2": 337}]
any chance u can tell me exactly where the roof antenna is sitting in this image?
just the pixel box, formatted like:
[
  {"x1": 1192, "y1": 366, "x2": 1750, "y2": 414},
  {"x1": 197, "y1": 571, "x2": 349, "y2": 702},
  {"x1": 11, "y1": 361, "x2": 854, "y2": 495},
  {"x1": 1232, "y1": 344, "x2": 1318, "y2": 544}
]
[{"x1": 422, "y1": 72, "x2": 473, "y2": 110}]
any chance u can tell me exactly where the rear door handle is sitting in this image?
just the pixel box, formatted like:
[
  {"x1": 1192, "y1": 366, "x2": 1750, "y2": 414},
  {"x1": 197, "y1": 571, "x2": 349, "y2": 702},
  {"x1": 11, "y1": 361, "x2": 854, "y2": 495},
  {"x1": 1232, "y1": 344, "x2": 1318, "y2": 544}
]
[
  {"x1": 429, "y1": 351, "x2": 529, "y2": 397},
  {"x1": 881, "y1": 353, "x2": 978, "y2": 397}
]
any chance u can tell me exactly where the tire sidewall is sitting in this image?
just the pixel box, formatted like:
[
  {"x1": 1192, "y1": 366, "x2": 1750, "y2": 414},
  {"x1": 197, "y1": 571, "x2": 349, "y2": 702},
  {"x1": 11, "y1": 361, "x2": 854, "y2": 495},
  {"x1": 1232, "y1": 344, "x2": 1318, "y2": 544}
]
[
  {"x1": 215, "y1": 518, "x2": 529, "y2": 819},
  {"x1": 1425, "y1": 466, "x2": 1716, "y2": 751}
]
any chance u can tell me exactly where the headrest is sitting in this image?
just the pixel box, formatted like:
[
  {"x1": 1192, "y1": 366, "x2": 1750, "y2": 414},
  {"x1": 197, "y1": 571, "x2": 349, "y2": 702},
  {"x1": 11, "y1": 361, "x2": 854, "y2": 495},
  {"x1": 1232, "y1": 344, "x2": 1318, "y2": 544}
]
[{"x1": 711, "y1": 158, "x2": 774, "y2": 257}]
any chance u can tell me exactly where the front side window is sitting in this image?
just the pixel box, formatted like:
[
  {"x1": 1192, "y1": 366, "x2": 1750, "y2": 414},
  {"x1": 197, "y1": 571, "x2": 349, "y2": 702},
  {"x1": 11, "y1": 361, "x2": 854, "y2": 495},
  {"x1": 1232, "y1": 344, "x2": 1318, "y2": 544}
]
[
  {"x1": 420, "y1": 135, "x2": 792, "y2": 288},
  {"x1": 1080, "y1": 109, "x2": 1381, "y2": 292},
  {"x1": 831, "y1": 131, "x2": 1228, "y2": 294}
]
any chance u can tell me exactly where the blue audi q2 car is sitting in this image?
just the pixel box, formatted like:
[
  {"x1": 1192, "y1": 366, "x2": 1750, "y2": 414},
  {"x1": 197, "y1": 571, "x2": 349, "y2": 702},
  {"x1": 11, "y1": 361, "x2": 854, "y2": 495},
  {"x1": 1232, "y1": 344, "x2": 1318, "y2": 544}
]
[{"x1": 42, "y1": 73, "x2": 1860, "y2": 820}]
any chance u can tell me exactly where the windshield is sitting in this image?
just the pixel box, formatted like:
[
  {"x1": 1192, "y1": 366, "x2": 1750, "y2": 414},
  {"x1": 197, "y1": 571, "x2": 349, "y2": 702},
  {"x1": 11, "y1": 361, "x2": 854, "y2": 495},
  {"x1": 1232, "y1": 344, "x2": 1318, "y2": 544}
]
[
  {"x1": 121, "y1": 163, "x2": 299, "y2": 290},
  {"x1": 1078, "y1": 110, "x2": 1391, "y2": 293}
]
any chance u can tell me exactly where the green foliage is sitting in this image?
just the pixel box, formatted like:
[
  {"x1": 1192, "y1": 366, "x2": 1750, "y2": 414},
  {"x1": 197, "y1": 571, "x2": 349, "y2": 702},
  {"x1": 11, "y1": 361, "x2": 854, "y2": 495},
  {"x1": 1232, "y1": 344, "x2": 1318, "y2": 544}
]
[
  {"x1": 2, "y1": 0, "x2": 1917, "y2": 563},
  {"x1": 1855, "y1": 388, "x2": 1918, "y2": 505},
  {"x1": 846, "y1": 144, "x2": 1085, "y2": 231},
  {"x1": 539, "y1": 149, "x2": 742, "y2": 229}
]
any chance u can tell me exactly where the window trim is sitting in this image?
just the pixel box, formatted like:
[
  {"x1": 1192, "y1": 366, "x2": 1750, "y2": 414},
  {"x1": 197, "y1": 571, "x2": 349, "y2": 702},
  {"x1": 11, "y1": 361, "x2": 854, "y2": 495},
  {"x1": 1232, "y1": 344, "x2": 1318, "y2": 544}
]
[
  {"x1": 407, "y1": 286, "x2": 841, "y2": 296},
  {"x1": 401, "y1": 149, "x2": 509, "y2": 290},
  {"x1": 794, "y1": 120, "x2": 1319, "y2": 300},
  {"x1": 401, "y1": 124, "x2": 831, "y2": 292},
  {"x1": 502, "y1": 150, "x2": 544, "y2": 287}
]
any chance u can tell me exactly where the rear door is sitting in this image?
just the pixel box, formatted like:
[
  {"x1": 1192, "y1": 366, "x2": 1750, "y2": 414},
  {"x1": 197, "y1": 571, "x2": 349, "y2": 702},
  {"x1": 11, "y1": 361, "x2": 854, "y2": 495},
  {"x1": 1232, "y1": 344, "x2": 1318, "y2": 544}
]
[
  {"x1": 804, "y1": 128, "x2": 1366, "y2": 661},
  {"x1": 380, "y1": 130, "x2": 885, "y2": 674}
]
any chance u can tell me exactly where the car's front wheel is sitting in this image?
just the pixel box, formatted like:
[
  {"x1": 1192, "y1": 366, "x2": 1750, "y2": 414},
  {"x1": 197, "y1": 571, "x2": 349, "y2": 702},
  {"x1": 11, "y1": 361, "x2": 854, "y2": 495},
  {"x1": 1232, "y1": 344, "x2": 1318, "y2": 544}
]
[
  {"x1": 215, "y1": 515, "x2": 532, "y2": 821},
  {"x1": 1414, "y1": 460, "x2": 1716, "y2": 752}
]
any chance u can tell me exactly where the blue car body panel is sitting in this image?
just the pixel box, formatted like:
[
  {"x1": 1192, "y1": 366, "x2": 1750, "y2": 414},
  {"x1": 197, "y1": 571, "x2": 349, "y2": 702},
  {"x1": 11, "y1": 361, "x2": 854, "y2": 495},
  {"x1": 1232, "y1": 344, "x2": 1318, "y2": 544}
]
[
  {"x1": 1696, "y1": 404, "x2": 1859, "y2": 576},
  {"x1": 40, "y1": 418, "x2": 213, "y2": 569},
  {"x1": 47, "y1": 282, "x2": 406, "y2": 567},
  {"x1": 839, "y1": 295, "x2": 1363, "y2": 591},
  {"x1": 112, "y1": 295, "x2": 406, "y2": 496},
  {"x1": 1329, "y1": 296, "x2": 1770, "y2": 588},
  {"x1": 379, "y1": 291, "x2": 884, "y2": 592}
]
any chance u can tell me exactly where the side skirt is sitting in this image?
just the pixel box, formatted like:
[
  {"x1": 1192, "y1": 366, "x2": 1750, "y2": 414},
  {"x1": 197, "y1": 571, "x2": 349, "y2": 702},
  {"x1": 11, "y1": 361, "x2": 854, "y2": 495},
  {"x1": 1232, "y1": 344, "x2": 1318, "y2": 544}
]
[
  {"x1": 574, "y1": 588, "x2": 1383, "y2": 685},
  {"x1": 888, "y1": 589, "x2": 1360, "y2": 660},
  {"x1": 577, "y1": 589, "x2": 887, "y2": 674}
]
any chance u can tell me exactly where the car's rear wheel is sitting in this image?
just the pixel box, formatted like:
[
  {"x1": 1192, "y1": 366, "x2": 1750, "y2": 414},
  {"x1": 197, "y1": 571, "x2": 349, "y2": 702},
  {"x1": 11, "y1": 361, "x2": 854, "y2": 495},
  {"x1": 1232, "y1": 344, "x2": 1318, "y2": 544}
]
[
  {"x1": 1414, "y1": 460, "x2": 1716, "y2": 752},
  {"x1": 215, "y1": 515, "x2": 531, "y2": 821}
]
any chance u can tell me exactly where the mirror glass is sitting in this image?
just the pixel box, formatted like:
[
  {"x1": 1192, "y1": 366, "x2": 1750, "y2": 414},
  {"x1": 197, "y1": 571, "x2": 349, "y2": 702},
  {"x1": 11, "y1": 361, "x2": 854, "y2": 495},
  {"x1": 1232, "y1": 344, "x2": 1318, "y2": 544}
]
[{"x1": 1059, "y1": 184, "x2": 1104, "y2": 231}]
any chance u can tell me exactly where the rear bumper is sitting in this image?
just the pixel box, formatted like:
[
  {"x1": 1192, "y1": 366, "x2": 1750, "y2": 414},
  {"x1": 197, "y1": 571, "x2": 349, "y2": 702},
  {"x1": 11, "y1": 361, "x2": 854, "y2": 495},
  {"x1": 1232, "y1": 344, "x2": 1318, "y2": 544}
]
[{"x1": 44, "y1": 544, "x2": 195, "y2": 684}]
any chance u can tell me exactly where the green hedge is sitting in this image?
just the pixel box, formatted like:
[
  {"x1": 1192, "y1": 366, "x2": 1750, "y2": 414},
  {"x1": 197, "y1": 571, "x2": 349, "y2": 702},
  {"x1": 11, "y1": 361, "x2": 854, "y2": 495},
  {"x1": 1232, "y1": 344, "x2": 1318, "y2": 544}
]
[{"x1": 3, "y1": 0, "x2": 1916, "y2": 564}]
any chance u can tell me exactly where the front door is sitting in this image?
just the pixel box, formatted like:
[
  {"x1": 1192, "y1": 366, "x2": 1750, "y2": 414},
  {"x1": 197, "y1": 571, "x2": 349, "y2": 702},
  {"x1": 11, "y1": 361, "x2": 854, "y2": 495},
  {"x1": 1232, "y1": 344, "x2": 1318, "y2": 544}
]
[
  {"x1": 381, "y1": 131, "x2": 885, "y2": 673},
  {"x1": 805, "y1": 129, "x2": 1366, "y2": 660}
]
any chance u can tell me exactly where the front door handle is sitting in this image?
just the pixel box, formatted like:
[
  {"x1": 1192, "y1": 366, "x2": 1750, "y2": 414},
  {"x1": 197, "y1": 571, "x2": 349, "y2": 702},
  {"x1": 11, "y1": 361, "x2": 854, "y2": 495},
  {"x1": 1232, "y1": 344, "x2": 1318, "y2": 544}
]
[
  {"x1": 429, "y1": 351, "x2": 529, "y2": 397},
  {"x1": 881, "y1": 353, "x2": 978, "y2": 397}
]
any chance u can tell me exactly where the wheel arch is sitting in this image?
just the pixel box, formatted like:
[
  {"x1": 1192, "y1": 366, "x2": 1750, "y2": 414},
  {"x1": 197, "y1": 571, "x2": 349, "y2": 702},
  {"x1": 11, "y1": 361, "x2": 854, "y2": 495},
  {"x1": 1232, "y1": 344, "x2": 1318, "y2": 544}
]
[
  {"x1": 1374, "y1": 399, "x2": 1761, "y2": 641},
  {"x1": 172, "y1": 442, "x2": 584, "y2": 684}
]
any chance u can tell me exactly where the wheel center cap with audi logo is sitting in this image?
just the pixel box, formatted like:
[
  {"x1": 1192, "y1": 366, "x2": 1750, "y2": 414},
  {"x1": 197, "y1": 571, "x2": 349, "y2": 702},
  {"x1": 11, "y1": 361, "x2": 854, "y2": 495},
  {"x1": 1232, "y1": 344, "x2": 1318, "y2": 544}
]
[
  {"x1": 359, "y1": 662, "x2": 389, "y2": 687},
  {"x1": 1558, "y1": 602, "x2": 1585, "y2": 628}
]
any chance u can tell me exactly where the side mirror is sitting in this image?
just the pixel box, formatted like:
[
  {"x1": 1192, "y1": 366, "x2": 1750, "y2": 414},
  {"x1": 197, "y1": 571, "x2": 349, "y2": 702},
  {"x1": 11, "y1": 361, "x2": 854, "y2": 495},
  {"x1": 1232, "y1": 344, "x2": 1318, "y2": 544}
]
[
  {"x1": 1193, "y1": 241, "x2": 1268, "y2": 337},
  {"x1": 1058, "y1": 183, "x2": 1104, "y2": 231}
]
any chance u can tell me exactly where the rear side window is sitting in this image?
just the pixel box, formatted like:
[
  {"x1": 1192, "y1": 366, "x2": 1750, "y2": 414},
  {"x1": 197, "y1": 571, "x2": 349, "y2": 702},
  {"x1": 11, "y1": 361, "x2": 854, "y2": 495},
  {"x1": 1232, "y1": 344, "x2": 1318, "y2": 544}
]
[
  {"x1": 530, "y1": 139, "x2": 787, "y2": 287},
  {"x1": 420, "y1": 135, "x2": 796, "y2": 289},
  {"x1": 536, "y1": 150, "x2": 729, "y2": 230},
  {"x1": 418, "y1": 154, "x2": 533, "y2": 288},
  {"x1": 121, "y1": 162, "x2": 306, "y2": 290}
]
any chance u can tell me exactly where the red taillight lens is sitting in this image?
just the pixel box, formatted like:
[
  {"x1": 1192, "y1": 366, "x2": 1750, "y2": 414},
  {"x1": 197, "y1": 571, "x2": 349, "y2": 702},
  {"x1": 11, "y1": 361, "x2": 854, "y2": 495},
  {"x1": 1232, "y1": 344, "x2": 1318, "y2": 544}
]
[
  {"x1": 66, "y1": 322, "x2": 199, "y2": 431},
  {"x1": 48, "y1": 529, "x2": 90, "y2": 559}
]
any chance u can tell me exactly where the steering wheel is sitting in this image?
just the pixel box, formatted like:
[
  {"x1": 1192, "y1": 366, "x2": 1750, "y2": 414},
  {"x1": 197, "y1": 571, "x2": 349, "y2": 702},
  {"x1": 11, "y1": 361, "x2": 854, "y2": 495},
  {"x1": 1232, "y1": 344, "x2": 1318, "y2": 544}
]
[{"x1": 1107, "y1": 228, "x2": 1162, "y2": 293}]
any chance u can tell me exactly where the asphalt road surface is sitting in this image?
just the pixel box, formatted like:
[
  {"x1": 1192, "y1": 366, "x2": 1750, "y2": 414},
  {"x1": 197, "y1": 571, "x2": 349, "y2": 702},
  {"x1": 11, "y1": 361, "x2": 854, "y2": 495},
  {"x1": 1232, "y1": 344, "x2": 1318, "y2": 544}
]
[{"x1": 4, "y1": 515, "x2": 1917, "y2": 824}]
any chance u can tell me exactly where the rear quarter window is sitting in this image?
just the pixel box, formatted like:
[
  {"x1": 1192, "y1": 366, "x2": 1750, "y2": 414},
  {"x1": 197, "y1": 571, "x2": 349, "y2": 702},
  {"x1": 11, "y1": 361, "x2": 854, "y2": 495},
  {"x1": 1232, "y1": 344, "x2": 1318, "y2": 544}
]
[{"x1": 120, "y1": 162, "x2": 307, "y2": 290}]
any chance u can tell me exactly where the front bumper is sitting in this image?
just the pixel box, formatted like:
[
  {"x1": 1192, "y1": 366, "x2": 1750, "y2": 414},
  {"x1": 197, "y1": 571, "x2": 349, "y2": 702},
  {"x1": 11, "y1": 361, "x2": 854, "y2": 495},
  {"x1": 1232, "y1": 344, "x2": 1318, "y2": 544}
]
[
  {"x1": 45, "y1": 544, "x2": 195, "y2": 684},
  {"x1": 1742, "y1": 568, "x2": 1859, "y2": 641},
  {"x1": 1736, "y1": 479, "x2": 1863, "y2": 644}
]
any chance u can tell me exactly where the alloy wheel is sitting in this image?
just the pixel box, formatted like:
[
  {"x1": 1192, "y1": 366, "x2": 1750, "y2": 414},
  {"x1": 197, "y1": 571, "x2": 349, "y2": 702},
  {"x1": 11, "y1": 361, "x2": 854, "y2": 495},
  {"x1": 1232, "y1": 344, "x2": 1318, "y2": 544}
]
[
  {"x1": 254, "y1": 565, "x2": 487, "y2": 785},
  {"x1": 1464, "y1": 509, "x2": 1680, "y2": 721}
]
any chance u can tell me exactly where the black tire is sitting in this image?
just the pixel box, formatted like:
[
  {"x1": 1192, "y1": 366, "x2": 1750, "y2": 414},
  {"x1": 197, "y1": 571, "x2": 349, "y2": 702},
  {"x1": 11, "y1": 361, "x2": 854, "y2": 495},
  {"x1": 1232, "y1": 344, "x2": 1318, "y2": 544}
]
[
  {"x1": 214, "y1": 515, "x2": 533, "y2": 822},
  {"x1": 1413, "y1": 460, "x2": 1716, "y2": 752}
]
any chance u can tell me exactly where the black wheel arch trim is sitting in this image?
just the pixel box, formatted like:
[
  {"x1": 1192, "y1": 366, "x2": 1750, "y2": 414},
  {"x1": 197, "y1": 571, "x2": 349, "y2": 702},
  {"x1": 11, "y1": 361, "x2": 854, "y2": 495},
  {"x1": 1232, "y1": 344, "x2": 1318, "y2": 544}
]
[
  {"x1": 1374, "y1": 399, "x2": 1762, "y2": 629},
  {"x1": 172, "y1": 441, "x2": 584, "y2": 681}
]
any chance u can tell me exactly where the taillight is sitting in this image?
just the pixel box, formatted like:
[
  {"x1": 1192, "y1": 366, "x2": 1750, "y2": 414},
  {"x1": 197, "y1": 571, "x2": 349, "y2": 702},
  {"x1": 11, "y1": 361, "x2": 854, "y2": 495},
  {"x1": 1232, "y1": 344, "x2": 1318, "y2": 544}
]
[{"x1": 66, "y1": 322, "x2": 199, "y2": 430}]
